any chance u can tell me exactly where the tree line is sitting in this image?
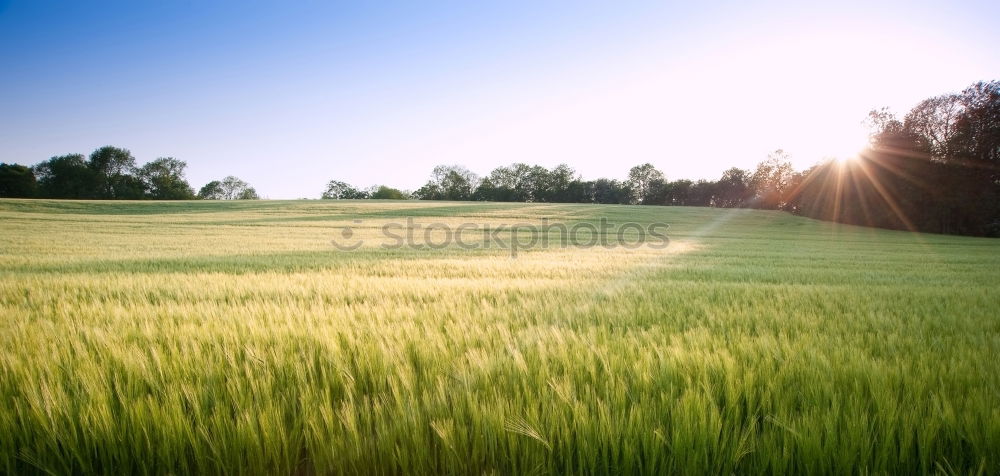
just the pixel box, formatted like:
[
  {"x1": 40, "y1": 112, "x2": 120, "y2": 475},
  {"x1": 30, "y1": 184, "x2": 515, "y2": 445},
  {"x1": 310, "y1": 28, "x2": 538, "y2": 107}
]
[
  {"x1": 323, "y1": 81, "x2": 999, "y2": 237},
  {"x1": 321, "y1": 152, "x2": 796, "y2": 211},
  {"x1": 3, "y1": 81, "x2": 997, "y2": 236},
  {"x1": 0, "y1": 146, "x2": 259, "y2": 200}
]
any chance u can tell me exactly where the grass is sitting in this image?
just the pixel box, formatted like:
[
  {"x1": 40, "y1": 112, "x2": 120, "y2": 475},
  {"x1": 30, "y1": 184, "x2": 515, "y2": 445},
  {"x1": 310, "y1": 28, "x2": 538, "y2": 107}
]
[{"x1": 1, "y1": 199, "x2": 998, "y2": 474}]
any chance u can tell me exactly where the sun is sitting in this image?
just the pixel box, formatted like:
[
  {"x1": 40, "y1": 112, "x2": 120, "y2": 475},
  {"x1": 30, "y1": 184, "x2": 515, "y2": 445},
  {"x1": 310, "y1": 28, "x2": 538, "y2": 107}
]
[{"x1": 828, "y1": 124, "x2": 872, "y2": 165}]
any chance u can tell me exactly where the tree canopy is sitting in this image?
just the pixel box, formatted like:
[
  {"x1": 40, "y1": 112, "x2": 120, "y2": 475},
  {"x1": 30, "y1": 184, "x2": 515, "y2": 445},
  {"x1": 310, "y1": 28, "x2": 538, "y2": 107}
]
[
  {"x1": 199, "y1": 176, "x2": 259, "y2": 200},
  {"x1": 0, "y1": 163, "x2": 37, "y2": 198},
  {"x1": 139, "y1": 158, "x2": 195, "y2": 200},
  {"x1": 0, "y1": 145, "x2": 258, "y2": 201}
]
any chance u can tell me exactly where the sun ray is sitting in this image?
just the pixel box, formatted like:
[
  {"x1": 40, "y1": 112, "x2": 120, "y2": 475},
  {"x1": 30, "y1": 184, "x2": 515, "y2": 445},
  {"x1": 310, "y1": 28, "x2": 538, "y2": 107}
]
[{"x1": 852, "y1": 156, "x2": 918, "y2": 232}]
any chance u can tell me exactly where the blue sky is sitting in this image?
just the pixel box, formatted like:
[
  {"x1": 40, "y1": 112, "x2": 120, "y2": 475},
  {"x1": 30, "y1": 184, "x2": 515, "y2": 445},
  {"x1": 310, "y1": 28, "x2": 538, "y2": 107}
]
[{"x1": 2, "y1": 1, "x2": 998, "y2": 198}]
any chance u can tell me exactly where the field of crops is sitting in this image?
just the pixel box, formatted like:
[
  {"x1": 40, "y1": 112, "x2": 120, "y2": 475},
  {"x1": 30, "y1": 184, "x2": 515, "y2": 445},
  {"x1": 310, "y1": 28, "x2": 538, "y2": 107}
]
[{"x1": 1, "y1": 199, "x2": 998, "y2": 474}]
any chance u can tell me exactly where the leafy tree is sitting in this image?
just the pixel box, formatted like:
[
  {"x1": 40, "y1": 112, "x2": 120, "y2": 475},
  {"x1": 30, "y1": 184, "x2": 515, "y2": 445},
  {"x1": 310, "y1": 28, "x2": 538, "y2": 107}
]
[
  {"x1": 661, "y1": 179, "x2": 693, "y2": 205},
  {"x1": 925, "y1": 81, "x2": 1000, "y2": 234},
  {"x1": 688, "y1": 180, "x2": 717, "y2": 206},
  {"x1": 198, "y1": 176, "x2": 258, "y2": 200},
  {"x1": 370, "y1": 185, "x2": 406, "y2": 200},
  {"x1": 322, "y1": 180, "x2": 369, "y2": 199},
  {"x1": 480, "y1": 164, "x2": 533, "y2": 201},
  {"x1": 412, "y1": 182, "x2": 443, "y2": 200},
  {"x1": 715, "y1": 168, "x2": 751, "y2": 208},
  {"x1": 626, "y1": 163, "x2": 664, "y2": 204},
  {"x1": 949, "y1": 81, "x2": 1000, "y2": 178},
  {"x1": 0, "y1": 163, "x2": 37, "y2": 198},
  {"x1": 88, "y1": 146, "x2": 142, "y2": 199},
  {"x1": 439, "y1": 165, "x2": 478, "y2": 200},
  {"x1": 543, "y1": 164, "x2": 578, "y2": 202},
  {"x1": 564, "y1": 178, "x2": 595, "y2": 203},
  {"x1": 592, "y1": 178, "x2": 631, "y2": 204},
  {"x1": 904, "y1": 94, "x2": 963, "y2": 160},
  {"x1": 476, "y1": 163, "x2": 580, "y2": 202},
  {"x1": 34, "y1": 154, "x2": 97, "y2": 198},
  {"x1": 471, "y1": 177, "x2": 498, "y2": 201},
  {"x1": 197, "y1": 181, "x2": 224, "y2": 200},
  {"x1": 235, "y1": 186, "x2": 260, "y2": 200},
  {"x1": 524, "y1": 165, "x2": 552, "y2": 202},
  {"x1": 750, "y1": 150, "x2": 795, "y2": 209},
  {"x1": 225, "y1": 176, "x2": 259, "y2": 199},
  {"x1": 642, "y1": 178, "x2": 667, "y2": 205},
  {"x1": 415, "y1": 165, "x2": 478, "y2": 200},
  {"x1": 139, "y1": 158, "x2": 195, "y2": 199}
]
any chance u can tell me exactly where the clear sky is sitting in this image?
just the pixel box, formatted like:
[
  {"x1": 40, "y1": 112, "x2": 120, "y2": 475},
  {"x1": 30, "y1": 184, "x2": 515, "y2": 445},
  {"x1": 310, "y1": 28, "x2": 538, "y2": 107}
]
[{"x1": 2, "y1": 0, "x2": 998, "y2": 198}]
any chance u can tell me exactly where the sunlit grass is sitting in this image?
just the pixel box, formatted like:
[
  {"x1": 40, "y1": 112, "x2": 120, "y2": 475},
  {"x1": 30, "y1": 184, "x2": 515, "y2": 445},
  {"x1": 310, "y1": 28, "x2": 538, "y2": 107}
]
[{"x1": 1, "y1": 199, "x2": 998, "y2": 474}]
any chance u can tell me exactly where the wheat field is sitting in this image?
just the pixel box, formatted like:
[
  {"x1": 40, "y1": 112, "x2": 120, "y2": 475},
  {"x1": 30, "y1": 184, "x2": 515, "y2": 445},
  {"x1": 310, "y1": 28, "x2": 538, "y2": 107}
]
[{"x1": 1, "y1": 199, "x2": 998, "y2": 474}]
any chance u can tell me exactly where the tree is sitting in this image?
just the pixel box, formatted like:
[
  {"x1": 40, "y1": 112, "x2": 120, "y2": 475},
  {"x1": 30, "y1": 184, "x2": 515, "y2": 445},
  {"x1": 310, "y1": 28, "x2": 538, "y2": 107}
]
[
  {"x1": 626, "y1": 163, "x2": 665, "y2": 204},
  {"x1": 564, "y1": 178, "x2": 595, "y2": 203},
  {"x1": 139, "y1": 158, "x2": 195, "y2": 199},
  {"x1": 688, "y1": 180, "x2": 717, "y2": 206},
  {"x1": 412, "y1": 182, "x2": 442, "y2": 200},
  {"x1": 928, "y1": 81, "x2": 1000, "y2": 234},
  {"x1": 198, "y1": 176, "x2": 258, "y2": 200},
  {"x1": 34, "y1": 154, "x2": 97, "y2": 198},
  {"x1": 661, "y1": 179, "x2": 693, "y2": 205},
  {"x1": 223, "y1": 176, "x2": 259, "y2": 200},
  {"x1": 949, "y1": 81, "x2": 1000, "y2": 178},
  {"x1": 471, "y1": 176, "x2": 498, "y2": 201},
  {"x1": 750, "y1": 150, "x2": 795, "y2": 209},
  {"x1": 715, "y1": 168, "x2": 751, "y2": 208},
  {"x1": 197, "y1": 181, "x2": 224, "y2": 200},
  {"x1": 370, "y1": 185, "x2": 406, "y2": 200},
  {"x1": 88, "y1": 146, "x2": 143, "y2": 199},
  {"x1": 524, "y1": 165, "x2": 552, "y2": 202},
  {"x1": 0, "y1": 163, "x2": 37, "y2": 198},
  {"x1": 415, "y1": 165, "x2": 478, "y2": 200},
  {"x1": 413, "y1": 165, "x2": 479, "y2": 200},
  {"x1": 641, "y1": 178, "x2": 666, "y2": 205},
  {"x1": 904, "y1": 94, "x2": 963, "y2": 160},
  {"x1": 479, "y1": 163, "x2": 533, "y2": 201},
  {"x1": 544, "y1": 164, "x2": 579, "y2": 203},
  {"x1": 322, "y1": 180, "x2": 369, "y2": 199},
  {"x1": 794, "y1": 110, "x2": 936, "y2": 232},
  {"x1": 592, "y1": 178, "x2": 630, "y2": 204},
  {"x1": 476, "y1": 163, "x2": 583, "y2": 202},
  {"x1": 235, "y1": 186, "x2": 260, "y2": 200},
  {"x1": 440, "y1": 165, "x2": 478, "y2": 200}
]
